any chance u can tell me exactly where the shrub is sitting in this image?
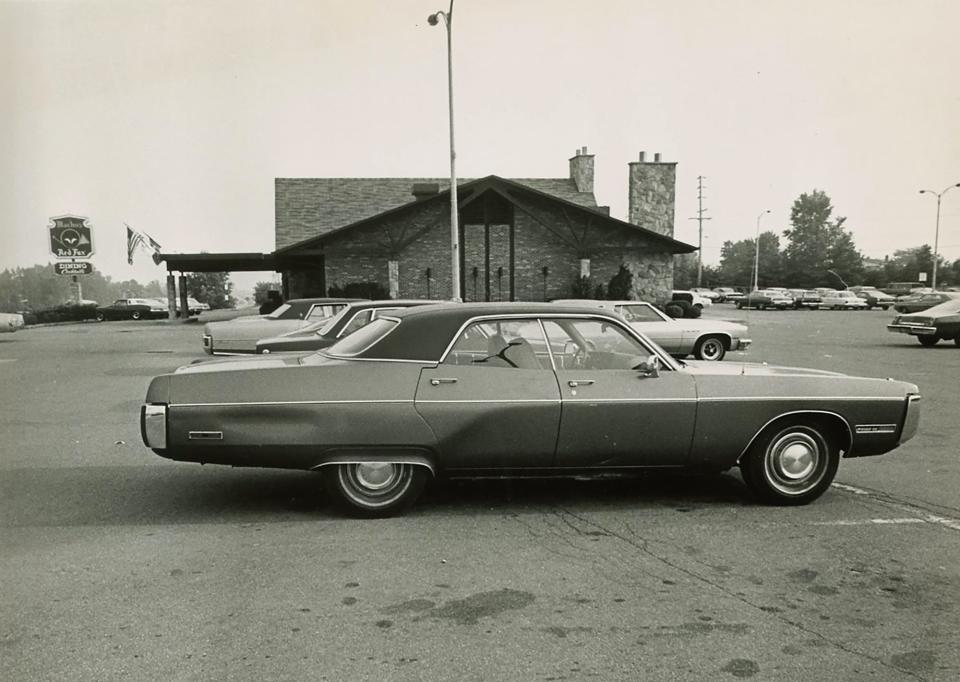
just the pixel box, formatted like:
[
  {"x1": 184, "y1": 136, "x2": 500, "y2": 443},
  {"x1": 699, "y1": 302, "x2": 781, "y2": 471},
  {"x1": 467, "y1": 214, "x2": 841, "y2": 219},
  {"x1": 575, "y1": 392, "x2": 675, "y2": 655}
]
[
  {"x1": 607, "y1": 265, "x2": 633, "y2": 300},
  {"x1": 571, "y1": 275, "x2": 599, "y2": 298}
]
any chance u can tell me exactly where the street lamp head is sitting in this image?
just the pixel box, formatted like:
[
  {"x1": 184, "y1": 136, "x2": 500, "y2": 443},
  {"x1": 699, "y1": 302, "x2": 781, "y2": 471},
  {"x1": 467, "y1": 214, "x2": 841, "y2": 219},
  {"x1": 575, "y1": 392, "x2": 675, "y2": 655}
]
[
  {"x1": 919, "y1": 189, "x2": 929, "y2": 195},
  {"x1": 427, "y1": 12, "x2": 443, "y2": 26}
]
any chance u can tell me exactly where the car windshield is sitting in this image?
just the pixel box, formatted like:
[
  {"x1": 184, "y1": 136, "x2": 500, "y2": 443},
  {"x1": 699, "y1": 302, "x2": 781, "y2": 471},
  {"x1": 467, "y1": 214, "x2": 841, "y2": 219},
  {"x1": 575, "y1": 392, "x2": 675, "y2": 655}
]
[
  {"x1": 615, "y1": 303, "x2": 669, "y2": 322},
  {"x1": 316, "y1": 306, "x2": 354, "y2": 335},
  {"x1": 265, "y1": 303, "x2": 293, "y2": 319},
  {"x1": 323, "y1": 318, "x2": 398, "y2": 356}
]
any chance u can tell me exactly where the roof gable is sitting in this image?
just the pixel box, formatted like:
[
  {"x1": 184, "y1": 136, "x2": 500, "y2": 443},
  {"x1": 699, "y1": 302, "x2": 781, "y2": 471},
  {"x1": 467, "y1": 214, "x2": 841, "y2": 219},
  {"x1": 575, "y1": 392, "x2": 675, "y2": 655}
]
[{"x1": 275, "y1": 176, "x2": 596, "y2": 250}]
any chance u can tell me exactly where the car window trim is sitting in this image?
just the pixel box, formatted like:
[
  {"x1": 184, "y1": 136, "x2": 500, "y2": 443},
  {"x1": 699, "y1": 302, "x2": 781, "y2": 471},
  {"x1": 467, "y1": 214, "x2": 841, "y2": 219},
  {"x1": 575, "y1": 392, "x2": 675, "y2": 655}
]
[{"x1": 436, "y1": 313, "x2": 679, "y2": 371}]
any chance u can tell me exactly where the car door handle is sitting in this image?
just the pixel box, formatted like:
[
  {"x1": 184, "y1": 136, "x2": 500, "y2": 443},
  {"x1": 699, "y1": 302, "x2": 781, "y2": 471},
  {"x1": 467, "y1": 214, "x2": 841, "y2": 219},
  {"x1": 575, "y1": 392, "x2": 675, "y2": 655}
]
[
  {"x1": 567, "y1": 379, "x2": 595, "y2": 387},
  {"x1": 430, "y1": 377, "x2": 458, "y2": 386}
]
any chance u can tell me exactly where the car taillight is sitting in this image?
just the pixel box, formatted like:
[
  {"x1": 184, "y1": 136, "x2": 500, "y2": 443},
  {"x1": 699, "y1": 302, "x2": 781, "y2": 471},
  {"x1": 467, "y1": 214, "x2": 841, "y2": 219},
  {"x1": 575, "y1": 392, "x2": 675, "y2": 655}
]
[{"x1": 141, "y1": 404, "x2": 167, "y2": 449}]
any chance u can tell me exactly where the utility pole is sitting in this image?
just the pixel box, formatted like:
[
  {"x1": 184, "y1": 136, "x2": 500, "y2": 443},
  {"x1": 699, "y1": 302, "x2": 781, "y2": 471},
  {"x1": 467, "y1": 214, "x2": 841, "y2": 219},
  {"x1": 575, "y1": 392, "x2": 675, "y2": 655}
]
[{"x1": 687, "y1": 176, "x2": 712, "y2": 287}]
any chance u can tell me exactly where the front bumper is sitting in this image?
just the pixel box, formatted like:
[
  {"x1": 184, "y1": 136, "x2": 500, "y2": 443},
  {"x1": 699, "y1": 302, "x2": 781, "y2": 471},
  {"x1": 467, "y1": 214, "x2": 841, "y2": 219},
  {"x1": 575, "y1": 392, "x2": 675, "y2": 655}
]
[
  {"x1": 140, "y1": 404, "x2": 168, "y2": 449},
  {"x1": 887, "y1": 324, "x2": 937, "y2": 336},
  {"x1": 202, "y1": 334, "x2": 214, "y2": 354},
  {"x1": 732, "y1": 338, "x2": 752, "y2": 351},
  {"x1": 900, "y1": 394, "x2": 921, "y2": 444}
]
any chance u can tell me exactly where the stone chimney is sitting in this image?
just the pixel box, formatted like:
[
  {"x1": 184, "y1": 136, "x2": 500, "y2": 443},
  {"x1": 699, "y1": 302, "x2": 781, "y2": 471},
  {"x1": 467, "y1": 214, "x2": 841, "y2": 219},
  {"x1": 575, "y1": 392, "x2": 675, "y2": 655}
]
[
  {"x1": 628, "y1": 151, "x2": 677, "y2": 238},
  {"x1": 568, "y1": 146, "x2": 594, "y2": 194}
]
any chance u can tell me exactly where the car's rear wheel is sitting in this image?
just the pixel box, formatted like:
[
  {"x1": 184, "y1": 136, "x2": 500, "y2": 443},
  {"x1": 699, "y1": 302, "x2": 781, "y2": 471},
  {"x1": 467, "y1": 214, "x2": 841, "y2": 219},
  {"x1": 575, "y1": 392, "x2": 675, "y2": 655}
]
[
  {"x1": 741, "y1": 422, "x2": 839, "y2": 505},
  {"x1": 918, "y1": 336, "x2": 939, "y2": 347},
  {"x1": 735, "y1": 301, "x2": 744, "y2": 309},
  {"x1": 694, "y1": 336, "x2": 726, "y2": 361},
  {"x1": 131, "y1": 311, "x2": 142, "y2": 320},
  {"x1": 323, "y1": 462, "x2": 427, "y2": 518},
  {"x1": 954, "y1": 336, "x2": 960, "y2": 347},
  {"x1": 95, "y1": 312, "x2": 106, "y2": 322}
]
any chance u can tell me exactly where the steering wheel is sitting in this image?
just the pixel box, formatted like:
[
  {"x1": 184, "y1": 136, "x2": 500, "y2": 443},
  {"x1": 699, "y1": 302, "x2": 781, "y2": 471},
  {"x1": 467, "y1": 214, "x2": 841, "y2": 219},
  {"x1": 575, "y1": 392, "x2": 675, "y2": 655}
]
[{"x1": 563, "y1": 340, "x2": 595, "y2": 369}]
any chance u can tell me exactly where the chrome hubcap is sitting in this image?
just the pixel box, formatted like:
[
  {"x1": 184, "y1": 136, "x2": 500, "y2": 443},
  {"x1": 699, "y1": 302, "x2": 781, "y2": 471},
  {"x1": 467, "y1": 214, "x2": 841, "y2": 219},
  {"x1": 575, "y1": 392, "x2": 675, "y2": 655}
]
[
  {"x1": 355, "y1": 462, "x2": 398, "y2": 490},
  {"x1": 764, "y1": 430, "x2": 824, "y2": 495}
]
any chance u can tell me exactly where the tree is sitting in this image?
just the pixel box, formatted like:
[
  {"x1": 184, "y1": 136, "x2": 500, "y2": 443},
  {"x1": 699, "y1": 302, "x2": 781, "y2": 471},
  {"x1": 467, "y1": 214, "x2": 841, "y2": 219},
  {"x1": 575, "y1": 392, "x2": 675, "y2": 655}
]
[
  {"x1": 717, "y1": 232, "x2": 781, "y2": 289},
  {"x1": 253, "y1": 281, "x2": 281, "y2": 306},
  {"x1": 183, "y1": 272, "x2": 234, "y2": 309},
  {"x1": 782, "y1": 190, "x2": 863, "y2": 288},
  {"x1": 0, "y1": 263, "x2": 163, "y2": 312},
  {"x1": 673, "y1": 253, "x2": 720, "y2": 289}
]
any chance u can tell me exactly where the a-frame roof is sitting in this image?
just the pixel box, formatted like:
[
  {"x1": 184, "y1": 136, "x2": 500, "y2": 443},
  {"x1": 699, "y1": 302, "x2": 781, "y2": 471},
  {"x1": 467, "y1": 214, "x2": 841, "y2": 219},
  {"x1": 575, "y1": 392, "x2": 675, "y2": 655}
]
[{"x1": 275, "y1": 175, "x2": 696, "y2": 255}]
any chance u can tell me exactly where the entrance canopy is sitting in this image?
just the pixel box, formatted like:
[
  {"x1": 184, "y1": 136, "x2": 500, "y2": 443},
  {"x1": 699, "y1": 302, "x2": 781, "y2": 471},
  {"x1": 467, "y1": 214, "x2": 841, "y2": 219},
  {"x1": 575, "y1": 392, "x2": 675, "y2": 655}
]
[{"x1": 156, "y1": 252, "x2": 278, "y2": 273}]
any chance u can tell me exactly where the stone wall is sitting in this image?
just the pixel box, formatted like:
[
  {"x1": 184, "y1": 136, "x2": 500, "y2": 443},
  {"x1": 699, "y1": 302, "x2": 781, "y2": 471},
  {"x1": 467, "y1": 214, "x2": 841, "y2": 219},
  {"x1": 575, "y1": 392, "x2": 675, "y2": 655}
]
[{"x1": 627, "y1": 156, "x2": 677, "y2": 238}]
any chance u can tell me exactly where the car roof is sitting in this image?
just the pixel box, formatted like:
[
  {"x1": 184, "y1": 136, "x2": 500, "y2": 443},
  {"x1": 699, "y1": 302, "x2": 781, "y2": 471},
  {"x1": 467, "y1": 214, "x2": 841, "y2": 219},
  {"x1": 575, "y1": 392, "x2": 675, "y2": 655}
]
[
  {"x1": 288, "y1": 297, "x2": 367, "y2": 305},
  {"x1": 358, "y1": 302, "x2": 624, "y2": 361}
]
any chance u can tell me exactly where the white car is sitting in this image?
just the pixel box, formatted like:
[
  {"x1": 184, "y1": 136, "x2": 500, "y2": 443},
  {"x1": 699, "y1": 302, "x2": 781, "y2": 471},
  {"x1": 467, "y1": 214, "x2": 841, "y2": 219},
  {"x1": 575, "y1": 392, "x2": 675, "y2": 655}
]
[
  {"x1": 1, "y1": 312, "x2": 25, "y2": 333},
  {"x1": 554, "y1": 299, "x2": 751, "y2": 361},
  {"x1": 691, "y1": 288, "x2": 721, "y2": 302},
  {"x1": 673, "y1": 290, "x2": 712, "y2": 309},
  {"x1": 819, "y1": 291, "x2": 869, "y2": 310}
]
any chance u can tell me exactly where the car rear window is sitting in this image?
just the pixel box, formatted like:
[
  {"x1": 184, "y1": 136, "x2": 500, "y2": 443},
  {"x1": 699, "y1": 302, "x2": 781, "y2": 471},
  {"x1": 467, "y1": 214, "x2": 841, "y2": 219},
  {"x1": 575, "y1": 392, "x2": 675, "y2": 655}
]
[{"x1": 324, "y1": 318, "x2": 399, "y2": 356}]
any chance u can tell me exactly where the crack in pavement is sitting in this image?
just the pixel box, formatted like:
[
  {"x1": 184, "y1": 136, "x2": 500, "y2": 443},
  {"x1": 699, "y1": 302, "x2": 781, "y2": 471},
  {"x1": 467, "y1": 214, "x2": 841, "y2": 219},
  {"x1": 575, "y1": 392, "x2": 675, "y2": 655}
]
[{"x1": 551, "y1": 504, "x2": 929, "y2": 681}]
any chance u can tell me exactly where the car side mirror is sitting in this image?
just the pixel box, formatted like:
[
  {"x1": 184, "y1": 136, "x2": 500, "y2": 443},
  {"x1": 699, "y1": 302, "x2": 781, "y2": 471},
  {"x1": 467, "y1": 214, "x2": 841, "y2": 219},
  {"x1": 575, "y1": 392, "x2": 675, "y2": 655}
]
[{"x1": 636, "y1": 355, "x2": 661, "y2": 378}]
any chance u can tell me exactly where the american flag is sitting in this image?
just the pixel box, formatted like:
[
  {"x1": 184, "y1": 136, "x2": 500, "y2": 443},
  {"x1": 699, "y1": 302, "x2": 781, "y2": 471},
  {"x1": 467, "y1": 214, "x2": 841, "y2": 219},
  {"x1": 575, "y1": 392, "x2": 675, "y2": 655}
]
[{"x1": 126, "y1": 224, "x2": 162, "y2": 265}]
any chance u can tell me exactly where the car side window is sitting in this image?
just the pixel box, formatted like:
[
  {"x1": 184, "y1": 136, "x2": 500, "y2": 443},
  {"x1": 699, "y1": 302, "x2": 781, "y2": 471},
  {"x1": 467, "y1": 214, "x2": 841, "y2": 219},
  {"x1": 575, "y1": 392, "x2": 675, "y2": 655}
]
[
  {"x1": 444, "y1": 319, "x2": 549, "y2": 369},
  {"x1": 615, "y1": 304, "x2": 663, "y2": 322},
  {"x1": 542, "y1": 319, "x2": 651, "y2": 371},
  {"x1": 340, "y1": 309, "x2": 374, "y2": 337}
]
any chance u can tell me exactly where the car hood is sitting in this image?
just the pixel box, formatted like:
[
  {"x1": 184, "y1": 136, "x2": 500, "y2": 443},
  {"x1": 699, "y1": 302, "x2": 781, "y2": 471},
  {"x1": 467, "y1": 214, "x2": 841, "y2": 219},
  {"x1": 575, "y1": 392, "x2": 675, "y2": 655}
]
[
  {"x1": 681, "y1": 361, "x2": 847, "y2": 378},
  {"x1": 174, "y1": 354, "x2": 306, "y2": 374}
]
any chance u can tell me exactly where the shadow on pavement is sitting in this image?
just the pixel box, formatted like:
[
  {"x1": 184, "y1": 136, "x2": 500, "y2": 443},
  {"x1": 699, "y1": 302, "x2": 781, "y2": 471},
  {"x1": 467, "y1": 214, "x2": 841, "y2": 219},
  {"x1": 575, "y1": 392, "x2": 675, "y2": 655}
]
[{"x1": 0, "y1": 464, "x2": 752, "y2": 527}]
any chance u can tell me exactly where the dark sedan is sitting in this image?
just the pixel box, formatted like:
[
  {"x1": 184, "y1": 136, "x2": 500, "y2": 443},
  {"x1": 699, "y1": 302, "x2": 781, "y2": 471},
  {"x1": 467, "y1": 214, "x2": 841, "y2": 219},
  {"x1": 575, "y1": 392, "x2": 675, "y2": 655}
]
[
  {"x1": 892, "y1": 292, "x2": 960, "y2": 314},
  {"x1": 96, "y1": 298, "x2": 168, "y2": 321},
  {"x1": 141, "y1": 302, "x2": 920, "y2": 517},
  {"x1": 256, "y1": 300, "x2": 437, "y2": 353},
  {"x1": 888, "y1": 298, "x2": 960, "y2": 346}
]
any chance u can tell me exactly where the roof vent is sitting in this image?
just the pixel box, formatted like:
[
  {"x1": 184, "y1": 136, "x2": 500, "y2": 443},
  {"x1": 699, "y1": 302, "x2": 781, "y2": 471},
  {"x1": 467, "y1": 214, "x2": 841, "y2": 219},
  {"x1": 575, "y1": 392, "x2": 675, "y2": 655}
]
[{"x1": 412, "y1": 183, "x2": 440, "y2": 199}]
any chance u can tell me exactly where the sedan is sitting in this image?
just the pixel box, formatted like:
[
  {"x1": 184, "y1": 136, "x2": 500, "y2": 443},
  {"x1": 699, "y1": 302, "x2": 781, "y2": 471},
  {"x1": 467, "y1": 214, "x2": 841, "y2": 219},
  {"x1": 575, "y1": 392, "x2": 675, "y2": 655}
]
[
  {"x1": 736, "y1": 290, "x2": 793, "y2": 310},
  {"x1": 819, "y1": 291, "x2": 869, "y2": 310},
  {"x1": 1, "y1": 312, "x2": 25, "y2": 333},
  {"x1": 553, "y1": 299, "x2": 750, "y2": 361},
  {"x1": 202, "y1": 298, "x2": 362, "y2": 355},
  {"x1": 847, "y1": 286, "x2": 895, "y2": 310},
  {"x1": 256, "y1": 300, "x2": 438, "y2": 353},
  {"x1": 887, "y1": 298, "x2": 960, "y2": 346},
  {"x1": 893, "y1": 292, "x2": 960, "y2": 314},
  {"x1": 141, "y1": 302, "x2": 921, "y2": 517},
  {"x1": 95, "y1": 298, "x2": 168, "y2": 321}
]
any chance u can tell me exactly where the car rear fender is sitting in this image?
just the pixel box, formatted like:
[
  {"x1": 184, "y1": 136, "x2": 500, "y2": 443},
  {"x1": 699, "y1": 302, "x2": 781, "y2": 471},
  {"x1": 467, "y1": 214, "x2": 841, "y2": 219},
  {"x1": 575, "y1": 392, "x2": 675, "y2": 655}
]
[
  {"x1": 735, "y1": 410, "x2": 854, "y2": 465},
  {"x1": 311, "y1": 448, "x2": 437, "y2": 476}
]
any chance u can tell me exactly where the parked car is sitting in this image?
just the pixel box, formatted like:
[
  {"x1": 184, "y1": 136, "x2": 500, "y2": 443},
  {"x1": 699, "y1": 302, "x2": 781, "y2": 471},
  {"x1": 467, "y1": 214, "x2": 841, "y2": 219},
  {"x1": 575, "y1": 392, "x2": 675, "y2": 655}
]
[
  {"x1": 847, "y1": 286, "x2": 895, "y2": 310},
  {"x1": 690, "y1": 288, "x2": 721, "y2": 302},
  {"x1": 887, "y1": 298, "x2": 960, "y2": 346},
  {"x1": 881, "y1": 282, "x2": 926, "y2": 298},
  {"x1": 202, "y1": 298, "x2": 363, "y2": 354},
  {"x1": 893, "y1": 292, "x2": 960, "y2": 314},
  {"x1": 787, "y1": 289, "x2": 822, "y2": 310},
  {"x1": 736, "y1": 290, "x2": 793, "y2": 310},
  {"x1": 95, "y1": 298, "x2": 168, "y2": 321},
  {"x1": 553, "y1": 299, "x2": 750, "y2": 361},
  {"x1": 713, "y1": 287, "x2": 744, "y2": 303},
  {"x1": 256, "y1": 300, "x2": 437, "y2": 354},
  {"x1": 141, "y1": 302, "x2": 921, "y2": 517},
  {"x1": 1, "y1": 312, "x2": 25, "y2": 333},
  {"x1": 673, "y1": 290, "x2": 711, "y2": 309},
  {"x1": 819, "y1": 291, "x2": 869, "y2": 310}
]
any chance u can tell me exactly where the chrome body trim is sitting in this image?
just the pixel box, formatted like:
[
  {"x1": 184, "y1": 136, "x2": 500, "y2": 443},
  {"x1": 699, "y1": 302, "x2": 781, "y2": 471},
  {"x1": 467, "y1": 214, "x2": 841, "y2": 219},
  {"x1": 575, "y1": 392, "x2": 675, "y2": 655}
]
[
  {"x1": 854, "y1": 424, "x2": 898, "y2": 435},
  {"x1": 172, "y1": 399, "x2": 414, "y2": 408},
  {"x1": 735, "y1": 410, "x2": 854, "y2": 464},
  {"x1": 188, "y1": 431, "x2": 224, "y2": 440}
]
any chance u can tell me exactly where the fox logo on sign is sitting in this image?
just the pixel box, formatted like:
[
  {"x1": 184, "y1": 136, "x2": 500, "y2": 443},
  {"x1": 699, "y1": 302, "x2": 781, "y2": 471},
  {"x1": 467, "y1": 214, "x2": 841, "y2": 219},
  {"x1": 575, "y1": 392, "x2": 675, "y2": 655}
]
[{"x1": 49, "y1": 215, "x2": 94, "y2": 259}]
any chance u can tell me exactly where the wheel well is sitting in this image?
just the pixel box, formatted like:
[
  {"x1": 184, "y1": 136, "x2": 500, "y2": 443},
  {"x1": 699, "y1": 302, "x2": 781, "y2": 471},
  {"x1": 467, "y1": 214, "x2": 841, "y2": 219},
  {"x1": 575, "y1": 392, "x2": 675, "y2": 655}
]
[
  {"x1": 737, "y1": 411, "x2": 853, "y2": 464},
  {"x1": 311, "y1": 449, "x2": 438, "y2": 477},
  {"x1": 698, "y1": 333, "x2": 732, "y2": 350}
]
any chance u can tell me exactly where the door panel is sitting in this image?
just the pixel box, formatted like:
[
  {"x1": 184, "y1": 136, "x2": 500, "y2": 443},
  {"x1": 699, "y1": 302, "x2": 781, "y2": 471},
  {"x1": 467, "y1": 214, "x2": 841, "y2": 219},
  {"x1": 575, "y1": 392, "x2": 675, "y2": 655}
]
[
  {"x1": 554, "y1": 369, "x2": 697, "y2": 467},
  {"x1": 415, "y1": 366, "x2": 561, "y2": 469}
]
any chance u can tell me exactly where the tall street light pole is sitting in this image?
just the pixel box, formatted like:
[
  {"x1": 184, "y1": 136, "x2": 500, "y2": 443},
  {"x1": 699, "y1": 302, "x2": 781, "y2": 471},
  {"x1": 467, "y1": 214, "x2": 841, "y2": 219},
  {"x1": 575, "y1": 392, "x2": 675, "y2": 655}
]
[
  {"x1": 753, "y1": 209, "x2": 771, "y2": 292},
  {"x1": 919, "y1": 182, "x2": 960, "y2": 290},
  {"x1": 428, "y1": 1, "x2": 461, "y2": 301}
]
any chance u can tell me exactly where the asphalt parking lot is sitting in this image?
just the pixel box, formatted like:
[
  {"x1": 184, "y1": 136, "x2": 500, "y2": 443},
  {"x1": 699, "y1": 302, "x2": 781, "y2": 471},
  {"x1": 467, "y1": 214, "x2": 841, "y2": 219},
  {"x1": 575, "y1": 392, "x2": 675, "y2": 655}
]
[{"x1": 1, "y1": 308, "x2": 958, "y2": 681}]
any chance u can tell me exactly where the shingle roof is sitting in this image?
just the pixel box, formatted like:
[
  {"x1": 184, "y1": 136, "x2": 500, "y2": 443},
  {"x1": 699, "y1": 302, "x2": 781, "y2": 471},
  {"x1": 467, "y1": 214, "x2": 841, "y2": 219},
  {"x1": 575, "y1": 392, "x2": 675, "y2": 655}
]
[{"x1": 275, "y1": 177, "x2": 596, "y2": 249}]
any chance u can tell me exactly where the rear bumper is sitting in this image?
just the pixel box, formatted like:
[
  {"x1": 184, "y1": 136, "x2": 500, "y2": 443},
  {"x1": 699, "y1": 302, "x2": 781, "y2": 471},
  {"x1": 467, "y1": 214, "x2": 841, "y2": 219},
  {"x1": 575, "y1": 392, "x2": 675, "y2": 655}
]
[{"x1": 887, "y1": 324, "x2": 937, "y2": 336}]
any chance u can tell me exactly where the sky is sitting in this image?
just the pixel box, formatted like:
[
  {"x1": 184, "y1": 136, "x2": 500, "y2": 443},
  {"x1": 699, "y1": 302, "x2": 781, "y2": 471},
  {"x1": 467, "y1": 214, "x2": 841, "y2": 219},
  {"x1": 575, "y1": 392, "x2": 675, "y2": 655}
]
[{"x1": 2, "y1": 0, "x2": 959, "y2": 293}]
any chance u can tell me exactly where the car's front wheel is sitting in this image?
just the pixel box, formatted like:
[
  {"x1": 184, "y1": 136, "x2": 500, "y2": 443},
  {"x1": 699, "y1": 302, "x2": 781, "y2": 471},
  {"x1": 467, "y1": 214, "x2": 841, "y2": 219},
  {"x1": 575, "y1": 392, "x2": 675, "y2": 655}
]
[
  {"x1": 740, "y1": 422, "x2": 840, "y2": 505},
  {"x1": 323, "y1": 462, "x2": 427, "y2": 517},
  {"x1": 694, "y1": 336, "x2": 726, "y2": 361},
  {"x1": 918, "y1": 336, "x2": 939, "y2": 347},
  {"x1": 131, "y1": 311, "x2": 142, "y2": 320},
  {"x1": 95, "y1": 312, "x2": 106, "y2": 322}
]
